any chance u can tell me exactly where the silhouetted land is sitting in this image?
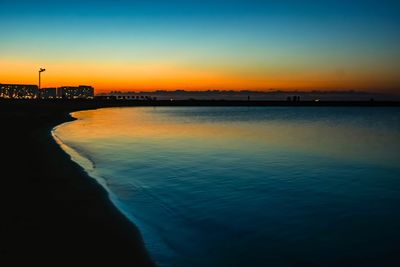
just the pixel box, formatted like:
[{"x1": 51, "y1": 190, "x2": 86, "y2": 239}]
[{"x1": 0, "y1": 99, "x2": 399, "y2": 266}]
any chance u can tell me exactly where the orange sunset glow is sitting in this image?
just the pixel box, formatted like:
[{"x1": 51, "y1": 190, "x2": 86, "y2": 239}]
[
  {"x1": 1, "y1": 58, "x2": 399, "y2": 93},
  {"x1": 2, "y1": 1, "x2": 400, "y2": 267}
]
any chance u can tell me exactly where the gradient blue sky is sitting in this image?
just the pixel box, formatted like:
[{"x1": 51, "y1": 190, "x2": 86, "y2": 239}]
[{"x1": 1, "y1": 0, "x2": 399, "y2": 92}]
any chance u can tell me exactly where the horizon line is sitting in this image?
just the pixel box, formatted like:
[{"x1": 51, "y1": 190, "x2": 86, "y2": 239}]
[{"x1": 1, "y1": 82, "x2": 399, "y2": 95}]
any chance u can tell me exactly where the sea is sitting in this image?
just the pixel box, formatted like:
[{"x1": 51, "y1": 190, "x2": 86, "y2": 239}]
[{"x1": 52, "y1": 106, "x2": 400, "y2": 267}]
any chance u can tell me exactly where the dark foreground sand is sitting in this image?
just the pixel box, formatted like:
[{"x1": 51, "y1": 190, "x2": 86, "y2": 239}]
[{"x1": 0, "y1": 100, "x2": 155, "y2": 267}]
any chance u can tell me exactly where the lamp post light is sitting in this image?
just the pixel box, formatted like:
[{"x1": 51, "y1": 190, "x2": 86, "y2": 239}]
[{"x1": 39, "y1": 68, "x2": 46, "y2": 90}]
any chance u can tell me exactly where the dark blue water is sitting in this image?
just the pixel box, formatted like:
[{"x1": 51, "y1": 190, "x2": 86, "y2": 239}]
[{"x1": 54, "y1": 107, "x2": 400, "y2": 266}]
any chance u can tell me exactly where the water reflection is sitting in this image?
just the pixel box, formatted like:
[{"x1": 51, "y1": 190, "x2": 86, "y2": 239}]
[
  {"x1": 54, "y1": 107, "x2": 400, "y2": 267},
  {"x1": 58, "y1": 107, "x2": 400, "y2": 166}
]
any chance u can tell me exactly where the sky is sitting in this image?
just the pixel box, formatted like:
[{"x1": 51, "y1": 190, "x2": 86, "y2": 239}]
[{"x1": 0, "y1": 0, "x2": 399, "y2": 93}]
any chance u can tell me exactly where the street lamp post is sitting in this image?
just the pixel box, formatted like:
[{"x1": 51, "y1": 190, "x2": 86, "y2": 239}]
[{"x1": 39, "y1": 68, "x2": 46, "y2": 90}]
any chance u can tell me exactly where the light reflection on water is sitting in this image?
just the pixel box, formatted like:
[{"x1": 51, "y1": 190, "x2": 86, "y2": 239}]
[{"x1": 54, "y1": 107, "x2": 400, "y2": 267}]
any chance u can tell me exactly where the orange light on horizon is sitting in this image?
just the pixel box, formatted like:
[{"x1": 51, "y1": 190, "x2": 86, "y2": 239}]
[{"x1": 1, "y1": 59, "x2": 399, "y2": 94}]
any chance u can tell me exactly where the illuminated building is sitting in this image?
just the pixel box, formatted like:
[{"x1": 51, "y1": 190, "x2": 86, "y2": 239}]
[
  {"x1": 41, "y1": 88, "x2": 58, "y2": 99},
  {"x1": 0, "y1": 83, "x2": 95, "y2": 99},
  {"x1": 58, "y1": 85, "x2": 94, "y2": 99},
  {"x1": 0, "y1": 84, "x2": 39, "y2": 99}
]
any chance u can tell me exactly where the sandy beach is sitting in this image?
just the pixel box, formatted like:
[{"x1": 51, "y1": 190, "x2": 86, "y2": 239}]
[{"x1": 0, "y1": 100, "x2": 155, "y2": 266}]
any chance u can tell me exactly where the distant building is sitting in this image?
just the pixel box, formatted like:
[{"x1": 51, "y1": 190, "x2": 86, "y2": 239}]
[
  {"x1": 0, "y1": 84, "x2": 39, "y2": 99},
  {"x1": 0, "y1": 83, "x2": 95, "y2": 100},
  {"x1": 41, "y1": 87, "x2": 58, "y2": 99},
  {"x1": 58, "y1": 85, "x2": 94, "y2": 99}
]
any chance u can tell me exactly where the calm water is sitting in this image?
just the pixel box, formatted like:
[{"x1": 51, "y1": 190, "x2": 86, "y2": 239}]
[{"x1": 53, "y1": 107, "x2": 400, "y2": 267}]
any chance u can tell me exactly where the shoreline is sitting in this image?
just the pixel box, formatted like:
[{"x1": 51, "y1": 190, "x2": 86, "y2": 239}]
[
  {"x1": 51, "y1": 114, "x2": 152, "y2": 250},
  {"x1": 0, "y1": 101, "x2": 155, "y2": 266},
  {"x1": 1, "y1": 99, "x2": 399, "y2": 266}
]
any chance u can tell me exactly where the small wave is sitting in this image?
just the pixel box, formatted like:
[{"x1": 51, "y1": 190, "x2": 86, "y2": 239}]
[
  {"x1": 52, "y1": 129, "x2": 95, "y2": 172},
  {"x1": 51, "y1": 116, "x2": 176, "y2": 266}
]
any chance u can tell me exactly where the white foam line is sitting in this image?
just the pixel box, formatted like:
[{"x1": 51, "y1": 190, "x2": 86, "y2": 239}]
[{"x1": 51, "y1": 113, "x2": 168, "y2": 265}]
